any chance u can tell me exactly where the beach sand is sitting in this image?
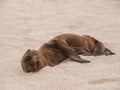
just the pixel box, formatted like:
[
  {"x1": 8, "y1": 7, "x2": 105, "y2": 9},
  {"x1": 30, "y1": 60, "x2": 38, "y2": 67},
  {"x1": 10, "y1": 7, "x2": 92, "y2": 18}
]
[{"x1": 0, "y1": 0, "x2": 120, "y2": 90}]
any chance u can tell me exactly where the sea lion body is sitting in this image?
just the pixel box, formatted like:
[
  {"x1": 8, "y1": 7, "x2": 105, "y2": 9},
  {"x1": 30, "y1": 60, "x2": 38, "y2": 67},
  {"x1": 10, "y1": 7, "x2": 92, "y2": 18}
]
[
  {"x1": 50, "y1": 34, "x2": 105, "y2": 54},
  {"x1": 21, "y1": 33, "x2": 114, "y2": 72}
]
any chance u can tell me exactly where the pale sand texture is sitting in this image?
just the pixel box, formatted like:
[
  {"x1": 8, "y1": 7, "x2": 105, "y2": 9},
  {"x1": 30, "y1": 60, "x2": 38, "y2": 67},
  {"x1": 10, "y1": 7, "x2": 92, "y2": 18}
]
[{"x1": 0, "y1": 0, "x2": 120, "y2": 90}]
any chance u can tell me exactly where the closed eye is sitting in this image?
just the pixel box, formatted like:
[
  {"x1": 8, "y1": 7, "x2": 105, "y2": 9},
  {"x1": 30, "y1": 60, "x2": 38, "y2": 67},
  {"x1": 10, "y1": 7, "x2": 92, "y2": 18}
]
[{"x1": 25, "y1": 56, "x2": 31, "y2": 62}]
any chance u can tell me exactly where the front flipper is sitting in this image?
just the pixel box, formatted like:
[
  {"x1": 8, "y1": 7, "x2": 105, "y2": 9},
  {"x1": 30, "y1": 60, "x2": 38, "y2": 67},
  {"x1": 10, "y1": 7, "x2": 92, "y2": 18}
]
[
  {"x1": 103, "y1": 48, "x2": 115, "y2": 56},
  {"x1": 53, "y1": 40, "x2": 91, "y2": 63}
]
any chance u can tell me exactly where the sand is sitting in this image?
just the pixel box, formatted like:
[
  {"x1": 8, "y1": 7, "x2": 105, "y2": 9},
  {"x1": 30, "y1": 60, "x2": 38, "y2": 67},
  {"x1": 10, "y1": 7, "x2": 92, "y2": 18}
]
[{"x1": 0, "y1": 0, "x2": 120, "y2": 90}]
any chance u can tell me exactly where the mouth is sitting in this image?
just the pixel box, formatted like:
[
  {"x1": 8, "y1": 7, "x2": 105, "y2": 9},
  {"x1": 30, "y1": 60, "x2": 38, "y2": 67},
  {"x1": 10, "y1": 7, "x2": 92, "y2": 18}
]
[
  {"x1": 25, "y1": 67, "x2": 40, "y2": 73},
  {"x1": 31, "y1": 68, "x2": 38, "y2": 72}
]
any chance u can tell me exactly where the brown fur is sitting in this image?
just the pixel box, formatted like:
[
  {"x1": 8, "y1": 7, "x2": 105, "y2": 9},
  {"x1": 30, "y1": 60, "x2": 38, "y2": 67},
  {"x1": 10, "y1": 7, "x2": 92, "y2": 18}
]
[{"x1": 21, "y1": 33, "x2": 106, "y2": 72}]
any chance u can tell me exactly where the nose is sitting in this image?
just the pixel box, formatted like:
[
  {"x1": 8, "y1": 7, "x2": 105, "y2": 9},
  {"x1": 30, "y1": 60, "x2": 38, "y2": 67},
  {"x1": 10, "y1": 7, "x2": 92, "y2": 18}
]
[{"x1": 30, "y1": 63, "x2": 35, "y2": 67}]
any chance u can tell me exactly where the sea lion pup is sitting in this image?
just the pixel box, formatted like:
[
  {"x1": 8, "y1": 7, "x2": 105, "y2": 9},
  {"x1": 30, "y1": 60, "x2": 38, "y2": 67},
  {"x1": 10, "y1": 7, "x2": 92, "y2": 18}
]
[{"x1": 21, "y1": 33, "x2": 115, "y2": 72}]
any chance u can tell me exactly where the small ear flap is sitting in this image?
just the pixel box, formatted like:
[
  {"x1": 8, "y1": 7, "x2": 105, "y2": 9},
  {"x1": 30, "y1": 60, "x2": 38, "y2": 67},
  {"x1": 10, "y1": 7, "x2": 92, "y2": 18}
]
[{"x1": 27, "y1": 49, "x2": 30, "y2": 52}]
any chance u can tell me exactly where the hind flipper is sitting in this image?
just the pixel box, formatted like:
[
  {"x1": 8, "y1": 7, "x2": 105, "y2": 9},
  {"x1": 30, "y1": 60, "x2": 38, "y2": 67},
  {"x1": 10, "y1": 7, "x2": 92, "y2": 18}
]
[{"x1": 103, "y1": 48, "x2": 115, "y2": 56}]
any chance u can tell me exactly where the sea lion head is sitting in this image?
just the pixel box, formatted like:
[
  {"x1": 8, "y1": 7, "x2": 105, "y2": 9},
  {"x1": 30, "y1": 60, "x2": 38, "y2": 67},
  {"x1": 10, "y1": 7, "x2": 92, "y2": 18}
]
[{"x1": 21, "y1": 49, "x2": 44, "y2": 73}]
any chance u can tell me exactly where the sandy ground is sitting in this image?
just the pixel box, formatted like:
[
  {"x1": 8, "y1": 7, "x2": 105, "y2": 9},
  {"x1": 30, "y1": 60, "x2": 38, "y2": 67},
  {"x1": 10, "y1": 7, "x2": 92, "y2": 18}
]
[{"x1": 0, "y1": 0, "x2": 120, "y2": 90}]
